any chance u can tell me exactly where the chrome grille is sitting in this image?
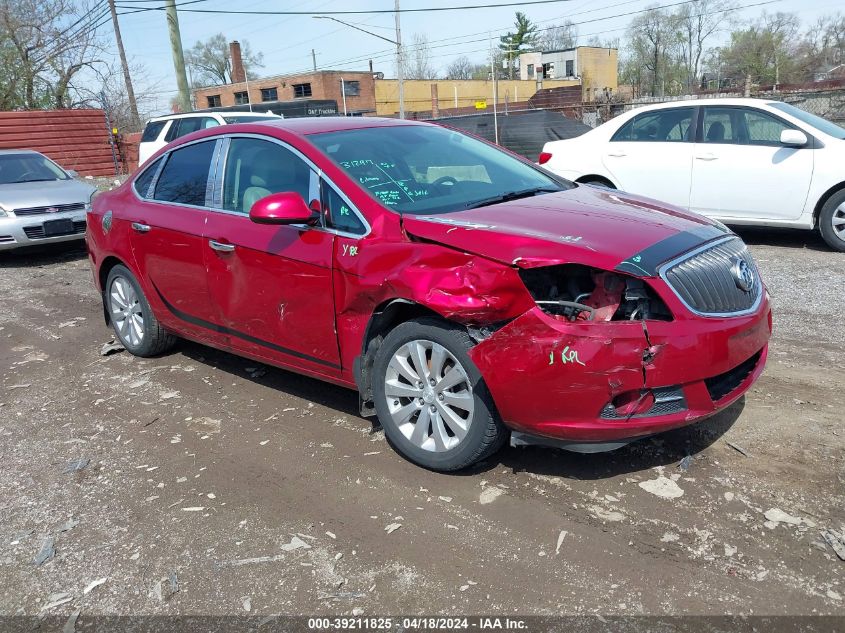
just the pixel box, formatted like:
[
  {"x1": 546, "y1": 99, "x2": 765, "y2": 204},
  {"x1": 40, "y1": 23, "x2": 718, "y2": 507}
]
[
  {"x1": 23, "y1": 220, "x2": 86, "y2": 240},
  {"x1": 13, "y1": 202, "x2": 86, "y2": 217},
  {"x1": 662, "y1": 238, "x2": 761, "y2": 316}
]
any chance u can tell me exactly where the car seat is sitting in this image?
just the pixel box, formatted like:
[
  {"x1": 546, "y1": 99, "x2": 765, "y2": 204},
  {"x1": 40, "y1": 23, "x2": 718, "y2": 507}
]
[
  {"x1": 706, "y1": 121, "x2": 726, "y2": 142},
  {"x1": 242, "y1": 148, "x2": 309, "y2": 212}
]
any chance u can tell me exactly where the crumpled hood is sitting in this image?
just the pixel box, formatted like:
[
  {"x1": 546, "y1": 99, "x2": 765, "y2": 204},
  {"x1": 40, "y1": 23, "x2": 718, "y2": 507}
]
[
  {"x1": 0, "y1": 179, "x2": 96, "y2": 211},
  {"x1": 401, "y1": 185, "x2": 730, "y2": 275}
]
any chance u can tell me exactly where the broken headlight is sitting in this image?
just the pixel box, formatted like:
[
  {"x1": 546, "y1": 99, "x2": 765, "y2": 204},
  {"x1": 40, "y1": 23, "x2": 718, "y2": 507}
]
[{"x1": 518, "y1": 264, "x2": 672, "y2": 322}]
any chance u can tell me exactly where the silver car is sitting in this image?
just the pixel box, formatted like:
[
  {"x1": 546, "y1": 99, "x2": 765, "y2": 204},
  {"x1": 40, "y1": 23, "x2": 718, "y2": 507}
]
[{"x1": 0, "y1": 150, "x2": 98, "y2": 251}]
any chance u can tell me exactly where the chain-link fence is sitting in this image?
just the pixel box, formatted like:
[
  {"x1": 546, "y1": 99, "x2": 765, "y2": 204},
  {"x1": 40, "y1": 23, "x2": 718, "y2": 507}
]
[{"x1": 425, "y1": 86, "x2": 845, "y2": 160}]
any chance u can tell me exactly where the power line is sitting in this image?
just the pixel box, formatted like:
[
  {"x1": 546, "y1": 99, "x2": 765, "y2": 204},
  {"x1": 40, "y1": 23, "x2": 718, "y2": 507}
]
[
  {"x1": 114, "y1": 0, "x2": 581, "y2": 16},
  {"x1": 279, "y1": 0, "x2": 782, "y2": 78}
]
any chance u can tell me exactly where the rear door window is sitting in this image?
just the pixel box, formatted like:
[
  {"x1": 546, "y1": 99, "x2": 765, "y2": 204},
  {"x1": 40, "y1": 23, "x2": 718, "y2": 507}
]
[
  {"x1": 612, "y1": 108, "x2": 695, "y2": 142},
  {"x1": 165, "y1": 117, "x2": 219, "y2": 142},
  {"x1": 153, "y1": 140, "x2": 217, "y2": 206},
  {"x1": 141, "y1": 121, "x2": 167, "y2": 143},
  {"x1": 133, "y1": 158, "x2": 162, "y2": 198}
]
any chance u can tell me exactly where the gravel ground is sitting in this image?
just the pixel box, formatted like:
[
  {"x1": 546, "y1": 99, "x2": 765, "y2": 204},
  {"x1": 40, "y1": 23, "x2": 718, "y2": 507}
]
[{"x1": 0, "y1": 227, "x2": 843, "y2": 626}]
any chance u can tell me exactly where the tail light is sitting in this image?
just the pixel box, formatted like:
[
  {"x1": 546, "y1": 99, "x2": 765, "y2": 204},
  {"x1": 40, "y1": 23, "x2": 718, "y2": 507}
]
[{"x1": 538, "y1": 152, "x2": 552, "y2": 165}]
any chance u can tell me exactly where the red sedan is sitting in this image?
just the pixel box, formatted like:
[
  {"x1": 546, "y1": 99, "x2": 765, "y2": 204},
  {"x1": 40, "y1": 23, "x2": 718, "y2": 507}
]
[{"x1": 86, "y1": 117, "x2": 771, "y2": 471}]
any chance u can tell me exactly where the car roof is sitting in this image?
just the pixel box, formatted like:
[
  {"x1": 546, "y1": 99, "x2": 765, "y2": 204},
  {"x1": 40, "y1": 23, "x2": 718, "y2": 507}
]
[
  {"x1": 146, "y1": 111, "x2": 279, "y2": 123},
  {"x1": 629, "y1": 97, "x2": 777, "y2": 113},
  {"x1": 236, "y1": 116, "x2": 428, "y2": 136}
]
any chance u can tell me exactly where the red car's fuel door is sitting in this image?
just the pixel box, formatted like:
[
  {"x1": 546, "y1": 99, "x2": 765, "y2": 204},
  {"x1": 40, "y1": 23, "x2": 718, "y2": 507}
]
[
  {"x1": 128, "y1": 139, "x2": 220, "y2": 345},
  {"x1": 203, "y1": 136, "x2": 341, "y2": 375}
]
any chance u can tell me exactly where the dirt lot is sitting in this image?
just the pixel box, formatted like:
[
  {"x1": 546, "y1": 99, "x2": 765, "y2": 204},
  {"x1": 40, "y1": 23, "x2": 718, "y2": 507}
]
[{"x1": 0, "y1": 228, "x2": 843, "y2": 623}]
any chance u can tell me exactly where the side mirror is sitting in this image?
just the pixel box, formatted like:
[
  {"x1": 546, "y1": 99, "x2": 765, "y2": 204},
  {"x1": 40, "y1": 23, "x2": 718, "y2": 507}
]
[
  {"x1": 780, "y1": 129, "x2": 808, "y2": 147},
  {"x1": 249, "y1": 192, "x2": 317, "y2": 225}
]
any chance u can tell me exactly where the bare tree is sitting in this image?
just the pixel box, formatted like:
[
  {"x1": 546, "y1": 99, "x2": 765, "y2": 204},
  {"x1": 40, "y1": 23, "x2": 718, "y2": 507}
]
[
  {"x1": 626, "y1": 6, "x2": 679, "y2": 96},
  {"x1": 70, "y1": 61, "x2": 155, "y2": 132},
  {"x1": 674, "y1": 0, "x2": 736, "y2": 92},
  {"x1": 186, "y1": 33, "x2": 263, "y2": 86},
  {"x1": 537, "y1": 21, "x2": 577, "y2": 51},
  {"x1": 0, "y1": 0, "x2": 106, "y2": 108},
  {"x1": 402, "y1": 33, "x2": 436, "y2": 79},
  {"x1": 445, "y1": 55, "x2": 474, "y2": 80}
]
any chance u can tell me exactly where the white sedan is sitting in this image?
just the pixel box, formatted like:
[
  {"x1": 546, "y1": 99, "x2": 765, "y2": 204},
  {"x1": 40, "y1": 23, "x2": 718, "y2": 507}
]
[{"x1": 540, "y1": 98, "x2": 845, "y2": 252}]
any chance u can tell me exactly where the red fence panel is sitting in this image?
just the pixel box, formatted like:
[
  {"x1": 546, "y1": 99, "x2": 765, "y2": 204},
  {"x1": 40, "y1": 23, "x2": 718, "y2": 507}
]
[{"x1": 0, "y1": 109, "x2": 126, "y2": 177}]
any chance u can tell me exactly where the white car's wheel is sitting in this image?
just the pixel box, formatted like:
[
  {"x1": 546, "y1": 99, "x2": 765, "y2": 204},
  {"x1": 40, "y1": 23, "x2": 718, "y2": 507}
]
[{"x1": 819, "y1": 190, "x2": 845, "y2": 253}]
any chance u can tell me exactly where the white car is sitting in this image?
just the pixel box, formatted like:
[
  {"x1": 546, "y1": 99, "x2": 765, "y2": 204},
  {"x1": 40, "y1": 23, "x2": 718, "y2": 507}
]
[
  {"x1": 540, "y1": 98, "x2": 845, "y2": 252},
  {"x1": 138, "y1": 111, "x2": 281, "y2": 166}
]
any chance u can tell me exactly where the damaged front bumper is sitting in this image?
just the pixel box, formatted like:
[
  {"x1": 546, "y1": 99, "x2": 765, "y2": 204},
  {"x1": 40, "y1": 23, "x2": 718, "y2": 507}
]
[{"x1": 468, "y1": 290, "x2": 771, "y2": 447}]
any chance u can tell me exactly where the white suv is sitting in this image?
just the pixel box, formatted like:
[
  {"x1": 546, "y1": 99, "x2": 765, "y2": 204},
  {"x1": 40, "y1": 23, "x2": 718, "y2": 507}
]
[
  {"x1": 540, "y1": 98, "x2": 845, "y2": 252},
  {"x1": 138, "y1": 111, "x2": 281, "y2": 166}
]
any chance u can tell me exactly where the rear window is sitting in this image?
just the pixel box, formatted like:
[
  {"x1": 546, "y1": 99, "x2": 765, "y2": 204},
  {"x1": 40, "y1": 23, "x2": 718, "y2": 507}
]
[
  {"x1": 141, "y1": 121, "x2": 167, "y2": 143},
  {"x1": 153, "y1": 140, "x2": 217, "y2": 206},
  {"x1": 133, "y1": 158, "x2": 161, "y2": 198}
]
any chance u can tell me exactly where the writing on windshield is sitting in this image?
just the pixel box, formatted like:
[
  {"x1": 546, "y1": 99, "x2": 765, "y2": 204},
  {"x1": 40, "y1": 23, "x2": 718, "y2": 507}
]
[{"x1": 310, "y1": 125, "x2": 567, "y2": 215}]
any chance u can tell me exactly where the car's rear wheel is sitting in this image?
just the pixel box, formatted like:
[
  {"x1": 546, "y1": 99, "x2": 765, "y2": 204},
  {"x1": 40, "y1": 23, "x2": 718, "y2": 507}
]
[
  {"x1": 819, "y1": 190, "x2": 845, "y2": 253},
  {"x1": 105, "y1": 265, "x2": 177, "y2": 357},
  {"x1": 372, "y1": 318, "x2": 506, "y2": 471}
]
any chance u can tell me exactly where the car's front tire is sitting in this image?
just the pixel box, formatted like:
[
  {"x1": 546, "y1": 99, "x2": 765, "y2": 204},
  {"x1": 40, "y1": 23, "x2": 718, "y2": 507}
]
[
  {"x1": 819, "y1": 190, "x2": 845, "y2": 253},
  {"x1": 372, "y1": 318, "x2": 506, "y2": 471},
  {"x1": 105, "y1": 264, "x2": 177, "y2": 357}
]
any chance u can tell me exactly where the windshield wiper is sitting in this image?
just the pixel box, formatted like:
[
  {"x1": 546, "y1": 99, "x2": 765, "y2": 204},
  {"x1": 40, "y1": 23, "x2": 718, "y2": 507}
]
[
  {"x1": 17, "y1": 178, "x2": 55, "y2": 183},
  {"x1": 465, "y1": 186, "x2": 560, "y2": 209}
]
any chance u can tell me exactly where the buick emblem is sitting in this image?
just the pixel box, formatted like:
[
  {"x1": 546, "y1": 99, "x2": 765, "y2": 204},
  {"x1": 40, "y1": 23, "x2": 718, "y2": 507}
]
[{"x1": 731, "y1": 257, "x2": 755, "y2": 293}]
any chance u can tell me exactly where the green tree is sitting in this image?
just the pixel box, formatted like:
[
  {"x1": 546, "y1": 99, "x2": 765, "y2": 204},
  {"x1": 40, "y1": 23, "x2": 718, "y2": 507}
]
[
  {"x1": 499, "y1": 12, "x2": 538, "y2": 79},
  {"x1": 720, "y1": 12, "x2": 800, "y2": 89}
]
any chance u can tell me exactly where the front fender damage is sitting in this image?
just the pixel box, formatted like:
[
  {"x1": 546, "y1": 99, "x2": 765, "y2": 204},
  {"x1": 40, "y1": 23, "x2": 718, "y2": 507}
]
[{"x1": 468, "y1": 309, "x2": 662, "y2": 440}]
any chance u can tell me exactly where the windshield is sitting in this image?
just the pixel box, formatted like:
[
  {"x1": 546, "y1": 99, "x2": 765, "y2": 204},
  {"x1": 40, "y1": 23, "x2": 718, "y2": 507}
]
[
  {"x1": 222, "y1": 115, "x2": 279, "y2": 124},
  {"x1": 308, "y1": 124, "x2": 570, "y2": 215},
  {"x1": 769, "y1": 102, "x2": 845, "y2": 140},
  {"x1": 0, "y1": 153, "x2": 69, "y2": 184}
]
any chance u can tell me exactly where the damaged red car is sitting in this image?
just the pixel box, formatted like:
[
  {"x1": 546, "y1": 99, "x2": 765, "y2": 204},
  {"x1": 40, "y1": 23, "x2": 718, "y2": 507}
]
[{"x1": 86, "y1": 118, "x2": 771, "y2": 471}]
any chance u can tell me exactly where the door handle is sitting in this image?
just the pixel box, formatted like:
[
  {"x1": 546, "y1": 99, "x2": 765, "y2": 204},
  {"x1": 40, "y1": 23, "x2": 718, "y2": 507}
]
[
  {"x1": 131, "y1": 222, "x2": 151, "y2": 233},
  {"x1": 695, "y1": 154, "x2": 718, "y2": 161},
  {"x1": 209, "y1": 239, "x2": 235, "y2": 253},
  {"x1": 607, "y1": 151, "x2": 627, "y2": 157}
]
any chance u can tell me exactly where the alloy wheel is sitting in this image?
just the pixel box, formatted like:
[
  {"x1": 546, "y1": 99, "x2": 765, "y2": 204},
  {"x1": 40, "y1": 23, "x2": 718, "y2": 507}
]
[
  {"x1": 109, "y1": 276, "x2": 145, "y2": 347},
  {"x1": 832, "y1": 201, "x2": 845, "y2": 242},
  {"x1": 384, "y1": 339, "x2": 474, "y2": 453}
]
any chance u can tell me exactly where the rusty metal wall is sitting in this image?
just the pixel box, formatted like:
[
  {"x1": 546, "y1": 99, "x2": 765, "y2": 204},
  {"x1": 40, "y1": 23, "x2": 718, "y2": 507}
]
[{"x1": 0, "y1": 109, "x2": 122, "y2": 176}]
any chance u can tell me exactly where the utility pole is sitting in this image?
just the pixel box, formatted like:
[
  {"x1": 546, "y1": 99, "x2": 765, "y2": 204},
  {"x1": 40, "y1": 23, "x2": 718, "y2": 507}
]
[
  {"x1": 312, "y1": 49, "x2": 317, "y2": 71},
  {"x1": 395, "y1": 0, "x2": 404, "y2": 119},
  {"x1": 165, "y1": 0, "x2": 192, "y2": 113},
  {"x1": 107, "y1": 0, "x2": 140, "y2": 130},
  {"x1": 490, "y1": 34, "x2": 498, "y2": 144}
]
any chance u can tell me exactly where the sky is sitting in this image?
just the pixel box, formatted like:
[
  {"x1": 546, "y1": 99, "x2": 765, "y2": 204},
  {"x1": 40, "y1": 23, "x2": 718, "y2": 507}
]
[{"x1": 106, "y1": 0, "x2": 843, "y2": 114}]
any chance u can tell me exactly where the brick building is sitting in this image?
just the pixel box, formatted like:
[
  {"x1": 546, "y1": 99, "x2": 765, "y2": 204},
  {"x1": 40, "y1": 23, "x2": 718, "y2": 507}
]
[
  {"x1": 194, "y1": 42, "x2": 376, "y2": 115},
  {"x1": 193, "y1": 70, "x2": 377, "y2": 114},
  {"x1": 192, "y1": 41, "x2": 377, "y2": 115}
]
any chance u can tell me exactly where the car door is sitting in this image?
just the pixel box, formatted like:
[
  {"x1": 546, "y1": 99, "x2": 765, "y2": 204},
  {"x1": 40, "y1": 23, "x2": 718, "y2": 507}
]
[
  {"x1": 689, "y1": 106, "x2": 814, "y2": 221},
  {"x1": 601, "y1": 106, "x2": 696, "y2": 208},
  {"x1": 128, "y1": 138, "x2": 222, "y2": 345},
  {"x1": 203, "y1": 135, "x2": 342, "y2": 375}
]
